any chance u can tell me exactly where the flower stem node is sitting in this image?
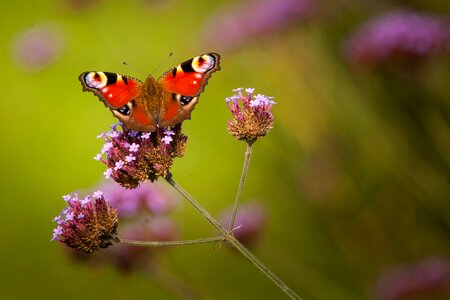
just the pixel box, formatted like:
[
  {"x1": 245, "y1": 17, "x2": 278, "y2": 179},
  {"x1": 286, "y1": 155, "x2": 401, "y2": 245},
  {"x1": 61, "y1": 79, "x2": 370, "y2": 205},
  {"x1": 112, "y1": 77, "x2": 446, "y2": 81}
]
[
  {"x1": 52, "y1": 192, "x2": 119, "y2": 254},
  {"x1": 226, "y1": 88, "x2": 275, "y2": 144}
]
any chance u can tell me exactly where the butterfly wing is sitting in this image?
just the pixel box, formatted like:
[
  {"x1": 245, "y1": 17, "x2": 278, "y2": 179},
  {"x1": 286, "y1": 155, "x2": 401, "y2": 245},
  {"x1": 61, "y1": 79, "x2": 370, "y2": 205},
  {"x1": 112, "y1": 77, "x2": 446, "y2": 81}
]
[
  {"x1": 157, "y1": 53, "x2": 221, "y2": 127},
  {"x1": 79, "y1": 71, "x2": 157, "y2": 132}
]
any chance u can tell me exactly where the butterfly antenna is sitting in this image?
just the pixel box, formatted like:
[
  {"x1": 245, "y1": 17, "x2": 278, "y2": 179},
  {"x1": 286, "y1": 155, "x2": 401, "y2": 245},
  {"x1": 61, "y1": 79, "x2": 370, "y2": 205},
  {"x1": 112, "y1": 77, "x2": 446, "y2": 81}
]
[
  {"x1": 150, "y1": 52, "x2": 173, "y2": 76},
  {"x1": 122, "y1": 61, "x2": 146, "y2": 76}
]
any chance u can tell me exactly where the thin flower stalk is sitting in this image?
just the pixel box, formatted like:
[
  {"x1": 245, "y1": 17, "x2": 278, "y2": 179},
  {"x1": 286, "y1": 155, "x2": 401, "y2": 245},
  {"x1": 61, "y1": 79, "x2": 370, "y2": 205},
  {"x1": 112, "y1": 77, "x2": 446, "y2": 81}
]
[
  {"x1": 164, "y1": 174, "x2": 301, "y2": 300},
  {"x1": 228, "y1": 142, "x2": 253, "y2": 233},
  {"x1": 118, "y1": 236, "x2": 225, "y2": 247}
]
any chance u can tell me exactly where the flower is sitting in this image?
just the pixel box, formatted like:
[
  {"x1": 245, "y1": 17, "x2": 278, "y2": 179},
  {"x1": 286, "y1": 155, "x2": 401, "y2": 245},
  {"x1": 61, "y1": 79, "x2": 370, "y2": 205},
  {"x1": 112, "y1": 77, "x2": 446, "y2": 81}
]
[
  {"x1": 219, "y1": 201, "x2": 267, "y2": 247},
  {"x1": 95, "y1": 123, "x2": 187, "y2": 189},
  {"x1": 51, "y1": 191, "x2": 119, "y2": 254},
  {"x1": 226, "y1": 88, "x2": 275, "y2": 143},
  {"x1": 373, "y1": 257, "x2": 450, "y2": 300},
  {"x1": 128, "y1": 143, "x2": 139, "y2": 152},
  {"x1": 344, "y1": 10, "x2": 450, "y2": 68},
  {"x1": 63, "y1": 181, "x2": 180, "y2": 273}
]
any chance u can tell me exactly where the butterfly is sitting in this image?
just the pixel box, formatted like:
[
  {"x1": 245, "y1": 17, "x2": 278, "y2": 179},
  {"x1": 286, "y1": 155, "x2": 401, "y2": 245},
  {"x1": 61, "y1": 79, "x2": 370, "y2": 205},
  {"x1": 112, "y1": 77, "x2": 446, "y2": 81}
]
[{"x1": 79, "y1": 53, "x2": 221, "y2": 132}]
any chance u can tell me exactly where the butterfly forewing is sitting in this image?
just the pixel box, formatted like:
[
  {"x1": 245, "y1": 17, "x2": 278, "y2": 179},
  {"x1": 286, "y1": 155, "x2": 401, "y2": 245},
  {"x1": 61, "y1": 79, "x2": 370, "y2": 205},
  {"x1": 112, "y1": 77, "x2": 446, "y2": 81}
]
[
  {"x1": 161, "y1": 53, "x2": 221, "y2": 97},
  {"x1": 79, "y1": 72, "x2": 142, "y2": 108},
  {"x1": 157, "y1": 53, "x2": 221, "y2": 127}
]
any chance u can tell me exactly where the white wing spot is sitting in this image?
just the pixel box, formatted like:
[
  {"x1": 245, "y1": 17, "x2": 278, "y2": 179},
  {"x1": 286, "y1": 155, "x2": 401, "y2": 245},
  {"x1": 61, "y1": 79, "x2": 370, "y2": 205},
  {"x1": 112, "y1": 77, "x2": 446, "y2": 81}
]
[
  {"x1": 192, "y1": 55, "x2": 214, "y2": 73},
  {"x1": 86, "y1": 72, "x2": 107, "y2": 89}
]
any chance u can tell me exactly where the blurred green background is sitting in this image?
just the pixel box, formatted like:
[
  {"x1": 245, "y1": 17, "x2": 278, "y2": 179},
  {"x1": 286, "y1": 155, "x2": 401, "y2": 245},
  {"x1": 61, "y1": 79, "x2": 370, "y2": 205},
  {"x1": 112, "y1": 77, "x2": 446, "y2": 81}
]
[{"x1": 1, "y1": 0, "x2": 449, "y2": 299}]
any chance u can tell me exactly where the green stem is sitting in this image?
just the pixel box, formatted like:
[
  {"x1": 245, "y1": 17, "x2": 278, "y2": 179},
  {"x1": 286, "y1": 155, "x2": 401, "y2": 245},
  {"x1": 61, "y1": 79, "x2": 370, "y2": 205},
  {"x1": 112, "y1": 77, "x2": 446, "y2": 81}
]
[
  {"x1": 228, "y1": 142, "x2": 253, "y2": 233},
  {"x1": 119, "y1": 236, "x2": 224, "y2": 247},
  {"x1": 164, "y1": 174, "x2": 301, "y2": 300}
]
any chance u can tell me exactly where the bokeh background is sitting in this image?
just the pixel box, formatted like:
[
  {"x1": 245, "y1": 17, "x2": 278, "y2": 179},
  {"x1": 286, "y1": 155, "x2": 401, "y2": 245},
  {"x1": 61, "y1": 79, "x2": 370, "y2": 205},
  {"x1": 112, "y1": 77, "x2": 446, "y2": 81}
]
[{"x1": 1, "y1": 0, "x2": 449, "y2": 299}]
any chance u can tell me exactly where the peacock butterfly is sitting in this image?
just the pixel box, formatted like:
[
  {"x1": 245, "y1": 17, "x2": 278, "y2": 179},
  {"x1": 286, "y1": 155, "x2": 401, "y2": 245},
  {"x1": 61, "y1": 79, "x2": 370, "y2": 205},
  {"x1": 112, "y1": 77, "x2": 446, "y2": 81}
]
[{"x1": 79, "y1": 53, "x2": 221, "y2": 132}]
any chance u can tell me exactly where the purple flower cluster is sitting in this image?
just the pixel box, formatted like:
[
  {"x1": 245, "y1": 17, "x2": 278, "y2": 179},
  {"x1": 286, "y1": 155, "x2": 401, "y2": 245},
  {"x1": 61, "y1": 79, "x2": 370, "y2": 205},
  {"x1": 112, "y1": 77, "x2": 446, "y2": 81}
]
[
  {"x1": 203, "y1": 0, "x2": 313, "y2": 51},
  {"x1": 52, "y1": 191, "x2": 118, "y2": 253},
  {"x1": 63, "y1": 181, "x2": 180, "y2": 271},
  {"x1": 344, "y1": 10, "x2": 450, "y2": 68},
  {"x1": 373, "y1": 257, "x2": 450, "y2": 300},
  {"x1": 226, "y1": 88, "x2": 275, "y2": 144},
  {"x1": 95, "y1": 123, "x2": 187, "y2": 188}
]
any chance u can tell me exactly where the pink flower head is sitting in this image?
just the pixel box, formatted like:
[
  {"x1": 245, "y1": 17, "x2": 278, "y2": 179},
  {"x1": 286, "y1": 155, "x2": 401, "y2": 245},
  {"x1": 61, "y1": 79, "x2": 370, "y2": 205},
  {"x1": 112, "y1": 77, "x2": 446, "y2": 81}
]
[
  {"x1": 51, "y1": 191, "x2": 118, "y2": 253},
  {"x1": 226, "y1": 88, "x2": 275, "y2": 144},
  {"x1": 95, "y1": 123, "x2": 187, "y2": 188}
]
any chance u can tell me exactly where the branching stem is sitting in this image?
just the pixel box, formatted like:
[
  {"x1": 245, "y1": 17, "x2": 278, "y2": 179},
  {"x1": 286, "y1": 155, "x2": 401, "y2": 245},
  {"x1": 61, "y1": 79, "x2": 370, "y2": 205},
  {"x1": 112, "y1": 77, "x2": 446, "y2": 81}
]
[{"x1": 164, "y1": 174, "x2": 301, "y2": 300}]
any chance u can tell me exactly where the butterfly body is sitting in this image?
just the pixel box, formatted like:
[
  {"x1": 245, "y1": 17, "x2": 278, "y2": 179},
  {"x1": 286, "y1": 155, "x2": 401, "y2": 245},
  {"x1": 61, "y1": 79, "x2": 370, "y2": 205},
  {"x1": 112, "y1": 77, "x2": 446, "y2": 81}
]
[{"x1": 79, "y1": 53, "x2": 220, "y2": 132}]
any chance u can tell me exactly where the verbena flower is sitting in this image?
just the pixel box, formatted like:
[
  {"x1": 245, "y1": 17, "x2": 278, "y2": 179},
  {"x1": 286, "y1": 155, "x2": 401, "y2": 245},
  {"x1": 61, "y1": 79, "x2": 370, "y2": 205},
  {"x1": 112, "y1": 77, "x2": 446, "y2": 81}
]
[
  {"x1": 226, "y1": 88, "x2": 275, "y2": 144},
  {"x1": 219, "y1": 201, "x2": 267, "y2": 247},
  {"x1": 63, "y1": 182, "x2": 180, "y2": 272},
  {"x1": 52, "y1": 191, "x2": 119, "y2": 254},
  {"x1": 344, "y1": 10, "x2": 450, "y2": 68},
  {"x1": 373, "y1": 257, "x2": 450, "y2": 300},
  {"x1": 95, "y1": 123, "x2": 187, "y2": 189}
]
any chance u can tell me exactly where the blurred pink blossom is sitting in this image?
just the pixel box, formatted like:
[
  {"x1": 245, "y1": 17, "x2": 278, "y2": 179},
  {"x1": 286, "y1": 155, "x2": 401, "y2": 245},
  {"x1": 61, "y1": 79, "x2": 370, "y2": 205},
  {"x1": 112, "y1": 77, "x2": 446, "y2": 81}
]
[
  {"x1": 13, "y1": 25, "x2": 64, "y2": 71},
  {"x1": 220, "y1": 201, "x2": 267, "y2": 247},
  {"x1": 101, "y1": 181, "x2": 179, "y2": 217},
  {"x1": 373, "y1": 257, "x2": 450, "y2": 300},
  {"x1": 202, "y1": 0, "x2": 313, "y2": 52},
  {"x1": 344, "y1": 10, "x2": 450, "y2": 68}
]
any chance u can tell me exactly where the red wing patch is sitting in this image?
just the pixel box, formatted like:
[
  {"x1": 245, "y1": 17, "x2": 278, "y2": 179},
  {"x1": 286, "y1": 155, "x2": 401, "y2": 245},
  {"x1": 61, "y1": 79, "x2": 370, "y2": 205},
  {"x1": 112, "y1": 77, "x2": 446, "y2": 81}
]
[
  {"x1": 161, "y1": 53, "x2": 220, "y2": 97},
  {"x1": 79, "y1": 72, "x2": 141, "y2": 108}
]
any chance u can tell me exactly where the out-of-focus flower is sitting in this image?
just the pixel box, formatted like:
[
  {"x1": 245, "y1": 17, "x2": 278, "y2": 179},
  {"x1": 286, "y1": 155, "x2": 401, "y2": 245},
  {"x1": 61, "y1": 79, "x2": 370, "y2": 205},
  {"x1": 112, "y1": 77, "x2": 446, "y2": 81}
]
[
  {"x1": 52, "y1": 191, "x2": 118, "y2": 254},
  {"x1": 13, "y1": 24, "x2": 64, "y2": 71},
  {"x1": 344, "y1": 10, "x2": 450, "y2": 68},
  {"x1": 219, "y1": 201, "x2": 267, "y2": 247},
  {"x1": 95, "y1": 123, "x2": 187, "y2": 189},
  {"x1": 101, "y1": 181, "x2": 178, "y2": 217},
  {"x1": 373, "y1": 257, "x2": 450, "y2": 300},
  {"x1": 226, "y1": 88, "x2": 275, "y2": 144},
  {"x1": 202, "y1": 0, "x2": 313, "y2": 52}
]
